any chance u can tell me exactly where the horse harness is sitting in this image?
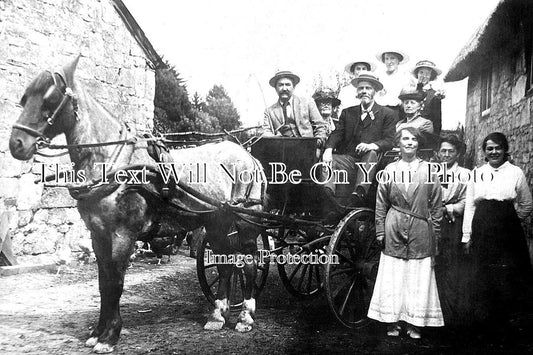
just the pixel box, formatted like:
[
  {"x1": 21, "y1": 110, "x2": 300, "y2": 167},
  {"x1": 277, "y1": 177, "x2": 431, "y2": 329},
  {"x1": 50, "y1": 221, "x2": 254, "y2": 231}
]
[{"x1": 12, "y1": 70, "x2": 79, "y2": 148}]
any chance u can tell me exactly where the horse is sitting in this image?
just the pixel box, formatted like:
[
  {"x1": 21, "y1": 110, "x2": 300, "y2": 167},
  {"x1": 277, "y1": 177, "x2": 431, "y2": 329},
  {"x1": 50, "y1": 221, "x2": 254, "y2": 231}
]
[{"x1": 9, "y1": 56, "x2": 265, "y2": 353}]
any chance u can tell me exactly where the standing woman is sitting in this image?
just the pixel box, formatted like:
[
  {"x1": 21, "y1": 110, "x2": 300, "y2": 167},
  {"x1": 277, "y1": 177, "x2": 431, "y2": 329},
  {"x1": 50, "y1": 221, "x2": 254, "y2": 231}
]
[
  {"x1": 434, "y1": 135, "x2": 471, "y2": 326},
  {"x1": 462, "y1": 132, "x2": 533, "y2": 324},
  {"x1": 368, "y1": 127, "x2": 444, "y2": 339}
]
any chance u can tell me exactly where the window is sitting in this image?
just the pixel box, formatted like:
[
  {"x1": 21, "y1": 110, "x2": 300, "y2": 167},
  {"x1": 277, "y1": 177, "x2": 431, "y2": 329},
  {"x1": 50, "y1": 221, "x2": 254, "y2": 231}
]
[{"x1": 480, "y1": 68, "x2": 492, "y2": 115}]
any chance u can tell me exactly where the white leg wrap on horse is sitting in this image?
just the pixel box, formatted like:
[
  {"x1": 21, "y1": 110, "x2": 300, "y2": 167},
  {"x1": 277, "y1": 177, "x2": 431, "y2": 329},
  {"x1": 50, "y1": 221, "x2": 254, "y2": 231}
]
[
  {"x1": 93, "y1": 342, "x2": 115, "y2": 354},
  {"x1": 235, "y1": 298, "x2": 255, "y2": 332},
  {"x1": 204, "y1": 298, "x2": 229, "y2": 331},
  {"x1": 85, "y1": 337, "x2": 98, "y2": 347},
  {"x1": 243, "y1": 298, "x2": 256, "y2": 315}
]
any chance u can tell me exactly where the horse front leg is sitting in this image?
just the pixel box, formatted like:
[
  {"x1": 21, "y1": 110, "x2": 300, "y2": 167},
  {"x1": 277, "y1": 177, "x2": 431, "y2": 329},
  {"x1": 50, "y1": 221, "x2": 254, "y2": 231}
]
[
  {"x1": 203, "y1": 220, "x2": 233, "y2": 331},
  {"x1": 85, "y1": 228, "x2": 136, "y2": 353},
  {"x1": 235, "y1": 222, "x2": 259, "y2": 333}
]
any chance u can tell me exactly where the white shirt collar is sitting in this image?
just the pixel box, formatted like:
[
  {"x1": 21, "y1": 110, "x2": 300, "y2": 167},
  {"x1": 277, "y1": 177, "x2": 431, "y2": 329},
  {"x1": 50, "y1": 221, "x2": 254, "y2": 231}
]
[{"x1": 279, "y1": 96, "x2": 294, "y2": 107}]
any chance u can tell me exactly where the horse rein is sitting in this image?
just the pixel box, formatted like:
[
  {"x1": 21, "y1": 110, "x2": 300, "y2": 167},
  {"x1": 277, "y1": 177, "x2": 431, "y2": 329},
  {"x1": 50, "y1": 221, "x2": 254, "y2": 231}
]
[{"x1": 12, "y1": 70, "x2": 78, "y2": 148}]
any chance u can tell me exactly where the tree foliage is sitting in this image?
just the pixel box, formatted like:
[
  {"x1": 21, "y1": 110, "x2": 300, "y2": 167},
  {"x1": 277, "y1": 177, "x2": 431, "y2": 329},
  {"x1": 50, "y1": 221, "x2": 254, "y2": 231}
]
[
  {"x1": 204, "y1": 85, "x2": 241, "y2": 131},
  {"x1": 154, "y1": 61, "x2": 191, "y2": 125},
  {"x1": 153, "y1": 66, "x2": 241, "y2": 134}
]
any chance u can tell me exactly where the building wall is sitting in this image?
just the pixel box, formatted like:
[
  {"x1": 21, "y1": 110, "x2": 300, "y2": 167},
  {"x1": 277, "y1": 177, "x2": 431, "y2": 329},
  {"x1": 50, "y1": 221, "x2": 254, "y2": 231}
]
[
  {"x1": 464, "y1": 48, "x2": 533, "y2": 241},
  {"x1": 0, "y1": 0, "x2": 156, "y2": 265}
]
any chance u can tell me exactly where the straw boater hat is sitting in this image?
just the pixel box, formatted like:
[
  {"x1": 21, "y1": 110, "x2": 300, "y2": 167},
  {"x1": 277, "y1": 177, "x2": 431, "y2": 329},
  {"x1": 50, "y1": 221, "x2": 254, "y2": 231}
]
[
  {"x1": 312, "y1": 88, "x2": 341, "y2": 107},
  {"x1": 350, "y1": 72, "x2": 384, "y2": 91},
  {"x1": 344, "y1": 60, "x2": 376, "y2": 75},
  {"x1": 269, "y1": 70, "x2": 300, "y2": 87},
  {"x1": 376, "y1": 50, "x2": 409, "y2": 64},
  {"x1": 411, "y1": 60, "x2": 442, "y2": 81},
  {"x1": 398, "y1": 86, "x2": 426, "y2": 101}
]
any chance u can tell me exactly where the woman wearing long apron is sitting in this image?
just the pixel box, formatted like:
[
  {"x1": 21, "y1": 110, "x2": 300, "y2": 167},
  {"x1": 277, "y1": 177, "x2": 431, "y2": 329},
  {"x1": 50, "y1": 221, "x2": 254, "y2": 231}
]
[
  {"x1": 368, "y1": 127, "x2": 444, "y2": 339},
  {"x1": 434, "y1": 135, "x2": 471, "y2": 326},
  {"x1": 462, "y1": 132, "x2": 533, "y2": 324}
]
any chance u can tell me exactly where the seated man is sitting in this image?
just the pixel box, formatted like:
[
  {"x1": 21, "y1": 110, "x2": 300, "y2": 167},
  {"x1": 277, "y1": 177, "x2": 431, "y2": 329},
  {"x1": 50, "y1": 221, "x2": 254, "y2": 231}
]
[
  {"x1": 322, "y1": 72, "x2": 397, "y2": 205},
  {"x1": 262, "y1": 70, "x2": 327, "y2": 148}
]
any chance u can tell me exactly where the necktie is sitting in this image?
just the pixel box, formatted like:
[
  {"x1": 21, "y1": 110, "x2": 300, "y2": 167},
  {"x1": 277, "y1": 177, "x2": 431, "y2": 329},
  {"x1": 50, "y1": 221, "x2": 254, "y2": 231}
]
[
  {"x1": 361, "y1": 108, "x2": 374, "y2": 121},
  {"x1": 282, "y1": 102, "x2": 289, "y2": 125}
]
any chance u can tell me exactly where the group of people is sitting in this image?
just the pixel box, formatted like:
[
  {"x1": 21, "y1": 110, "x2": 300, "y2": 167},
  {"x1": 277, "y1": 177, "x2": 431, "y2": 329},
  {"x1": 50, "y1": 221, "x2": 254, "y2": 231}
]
[{"x1": 261, "y1": 51, "x2": 533, "y2": 340}]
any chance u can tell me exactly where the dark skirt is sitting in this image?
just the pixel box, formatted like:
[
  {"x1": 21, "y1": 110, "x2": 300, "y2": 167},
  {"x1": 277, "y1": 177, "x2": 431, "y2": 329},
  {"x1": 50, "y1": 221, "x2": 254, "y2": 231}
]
[
  {"x1": 470, "y1": 199, "x2": 533, "y2": 322},
  {"x1": 435, "y1": 216, "x2": 473, "y2": 326}
]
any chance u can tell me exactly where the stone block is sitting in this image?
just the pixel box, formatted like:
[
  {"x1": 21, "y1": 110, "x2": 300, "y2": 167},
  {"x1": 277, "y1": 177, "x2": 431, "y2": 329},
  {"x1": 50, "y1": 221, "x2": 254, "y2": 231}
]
[
  {"x1": 0, "y1": 152, "x2": 24, "y2": 178},
  {"x1": 0, "y1": 178, "x2": 19, "y2": 199},
  {"x1": 17, "y1": 210, "x2": 33, "y2": 228},
  {"x1": 19, "y1": 224, "x2": 61, "y2": 255},
  {"x1": 65, "y1": 223, "x2": 90, "y2": 249},
  {"x1": 40, "y1": 187, "x2": 77, "y2": 208},
  {"x1": 16, "y1": 173, "x2": 43, "y2": 210}
]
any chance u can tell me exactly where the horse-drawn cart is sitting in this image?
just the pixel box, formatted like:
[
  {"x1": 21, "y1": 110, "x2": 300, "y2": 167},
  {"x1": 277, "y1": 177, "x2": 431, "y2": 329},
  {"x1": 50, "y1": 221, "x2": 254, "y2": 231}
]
[{"x1": 196, "y1": 136, "x2": 385, "y2": 329}]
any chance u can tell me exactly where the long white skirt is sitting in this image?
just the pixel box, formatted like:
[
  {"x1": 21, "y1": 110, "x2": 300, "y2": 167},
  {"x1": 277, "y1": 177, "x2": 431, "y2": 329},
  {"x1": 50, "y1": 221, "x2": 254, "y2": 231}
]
[{"x1": 367, "y1": 253, "x2": 444, "y2": 327}]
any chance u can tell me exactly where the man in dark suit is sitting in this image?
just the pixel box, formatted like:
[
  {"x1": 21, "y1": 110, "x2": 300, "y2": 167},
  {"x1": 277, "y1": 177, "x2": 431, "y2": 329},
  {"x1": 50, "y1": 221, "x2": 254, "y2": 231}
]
[
  {"x1": 263, "y1": 70, "x2": 327, "y2": 147},
  {"x1": 323, "y1": 72, "x2": 397, "y2": 204}
]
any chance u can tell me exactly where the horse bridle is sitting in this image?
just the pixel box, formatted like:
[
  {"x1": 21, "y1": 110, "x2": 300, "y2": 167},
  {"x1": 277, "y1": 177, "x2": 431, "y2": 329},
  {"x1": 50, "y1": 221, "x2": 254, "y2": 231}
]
[{"x1": 12, "y1": 70, "x2": 78, "y2": 148}]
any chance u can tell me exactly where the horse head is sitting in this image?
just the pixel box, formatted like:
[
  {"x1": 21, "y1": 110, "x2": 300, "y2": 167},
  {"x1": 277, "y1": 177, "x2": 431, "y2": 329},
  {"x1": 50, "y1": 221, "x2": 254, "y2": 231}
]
[{"x1": 9, "y1": 56, "x2": 80, "y2": 160}]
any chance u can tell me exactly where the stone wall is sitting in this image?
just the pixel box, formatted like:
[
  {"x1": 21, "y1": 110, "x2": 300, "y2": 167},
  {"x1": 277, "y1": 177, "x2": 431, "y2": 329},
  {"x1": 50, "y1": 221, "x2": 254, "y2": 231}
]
[
  {"x1": 464, "y1": 48, "x2": 533, "y2": 241},
  {"x1": 0, "y1": 0, "x2": 156, "y2": 265}
]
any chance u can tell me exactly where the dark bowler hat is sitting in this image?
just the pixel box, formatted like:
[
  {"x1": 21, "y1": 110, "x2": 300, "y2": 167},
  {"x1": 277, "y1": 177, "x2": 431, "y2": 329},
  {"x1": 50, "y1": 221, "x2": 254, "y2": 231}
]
[
  {"x1": 398, "y1": 86, "x2": 426, "y2": 101},
  {"x1": 269, "y1": 70, "x2": 300, "y2": 87},
  {"x1": 313, "y1": 88, "x2": 341, "y2": 106},
  {"x1": 412, "y1": 60, "x2": 442, "y2": 80},
  {"x1": 351, "y1": 72, "x2": 384, "y2": 91}
]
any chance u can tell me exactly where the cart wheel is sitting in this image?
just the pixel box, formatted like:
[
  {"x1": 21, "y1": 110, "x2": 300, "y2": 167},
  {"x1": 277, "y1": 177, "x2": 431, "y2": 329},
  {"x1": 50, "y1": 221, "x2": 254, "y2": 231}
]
[
  {"x1": 196, "y1": 227, "x2": 270, "y2": 311},
  {"x1": 325, "y1": 209, "x2": 380, "y2": 328},
  {"x1": 276, "y1": 226, "x2": 326, "y2": 299}
]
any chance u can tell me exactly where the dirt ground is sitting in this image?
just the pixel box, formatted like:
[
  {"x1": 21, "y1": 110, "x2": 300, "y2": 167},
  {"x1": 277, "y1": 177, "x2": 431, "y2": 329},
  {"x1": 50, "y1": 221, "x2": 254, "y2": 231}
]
[{"x1": 1, "y1": 249, "x2": 533, "y2": 355}]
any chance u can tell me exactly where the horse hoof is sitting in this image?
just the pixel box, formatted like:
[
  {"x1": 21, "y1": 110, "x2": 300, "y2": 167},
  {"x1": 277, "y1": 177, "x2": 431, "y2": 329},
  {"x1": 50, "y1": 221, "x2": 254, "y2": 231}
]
[
  {"x1": 203, "y1": 320, "x2": 225, "y2": 331},
  {"x1": 235, "y1": 322, "x2": 253, "y2": 332},
  {"x1": 85, "y1": 337, "x2": 98, "y2": 347},
  {"x1": 93, "y1": 342, "x2": 115, "y2": 353}
]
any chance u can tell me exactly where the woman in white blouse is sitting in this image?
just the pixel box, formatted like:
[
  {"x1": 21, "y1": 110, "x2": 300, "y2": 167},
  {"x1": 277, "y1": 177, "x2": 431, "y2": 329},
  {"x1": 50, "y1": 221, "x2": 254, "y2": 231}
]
[{"x1": 462, "y1": 132, "x2": 533, "y2": 324}]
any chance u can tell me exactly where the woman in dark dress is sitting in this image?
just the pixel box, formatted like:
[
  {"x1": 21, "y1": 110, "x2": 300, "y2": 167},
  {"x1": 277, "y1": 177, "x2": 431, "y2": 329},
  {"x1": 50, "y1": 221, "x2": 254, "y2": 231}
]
[
  {"x1": 434, "y1": 136, "x2": 471, "y2": 326},
  {"x1": 462, "y1": 132, "x2": 533, "y2": 324}
]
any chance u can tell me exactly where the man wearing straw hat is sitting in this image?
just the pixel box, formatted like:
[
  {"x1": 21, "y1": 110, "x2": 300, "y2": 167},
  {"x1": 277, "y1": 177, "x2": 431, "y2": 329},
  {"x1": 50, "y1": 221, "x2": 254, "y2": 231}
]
[
  {"x1": 323, "y1": 72, "x2": 397, "y2": 205},
  {"x1": 337, "y1": 59, "x2": 376, "y2": 113},
  {"x1": 262, "y1": 70, "x2": 326, "y2": 146}
]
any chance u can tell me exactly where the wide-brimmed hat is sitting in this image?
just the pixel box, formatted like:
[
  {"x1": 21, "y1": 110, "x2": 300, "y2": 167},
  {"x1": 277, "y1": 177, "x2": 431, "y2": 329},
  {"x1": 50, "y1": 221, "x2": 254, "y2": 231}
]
[
  {"x1": 411, "y1": 60, "x2": 442, "y2": 80},
  {"x1": 269, "y1": 70, "x2": 300, "y2": 87},
  {"x1": 344, "y1": 60, "x2": 376, "y2": 75},
  {"x1": 351, "y1": 72, "x2": 384, "y2": 91},
  {"x1": 398, "y1": 86, "x2": 426, "y2": 101},
  {"x1": 376, "y1": 50, "x2": 409, "y2": 64},
  {"x1": 313, "y1": 88, "x2": 341, "y2": 106}
]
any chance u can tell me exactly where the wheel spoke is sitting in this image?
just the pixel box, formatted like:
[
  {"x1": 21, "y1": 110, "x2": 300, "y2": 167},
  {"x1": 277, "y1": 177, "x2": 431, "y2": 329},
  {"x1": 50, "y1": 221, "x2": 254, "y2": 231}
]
[
  {"x1": 338, "y1": 276, "x2": 357, "y2": 316},
  {"x1": 330, "y1": 267, "x2": 354, "y2": 278},
  {"x1": 287, "y1": 261, "x2": 303, "y2": 282},
  {"x1": 306, "y1": 264, "x2": 314, "y2": 294},
  {"x1": 315, "y1": 265, "x2": 321, "y2": 286},
  {"x1": 296, "y1": 263, "x2": 309, "y2": 291},
  {"x1": 335, "y1": 252, "x2": 356, "y2": 267},
  {"x1": 208, "y1": 275, "x2": 220, "y2": 289}
]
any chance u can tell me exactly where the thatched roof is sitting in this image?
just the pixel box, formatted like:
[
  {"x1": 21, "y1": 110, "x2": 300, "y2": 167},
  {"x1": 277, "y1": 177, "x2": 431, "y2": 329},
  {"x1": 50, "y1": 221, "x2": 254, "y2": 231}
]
[
  {"x1": 111, "y1": 0, "x2": 166, "y2": 70},
  {"x1": 445, "y1": 0, "x2": 528, "y2": 82}
]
